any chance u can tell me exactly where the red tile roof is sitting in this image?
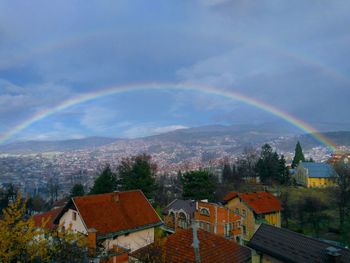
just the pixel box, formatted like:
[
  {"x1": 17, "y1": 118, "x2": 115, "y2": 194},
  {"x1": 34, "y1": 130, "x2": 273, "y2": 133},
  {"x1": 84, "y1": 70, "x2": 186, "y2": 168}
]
[
  {"x1": 32, "y1": 207, "x2": 62, "y2": 231},
  {"x1": 72, "y1": 190, "x2": 162, "y2": 236},
  {"x1": 223, "y1": 191, "x2": 282, "y2": 214},
  {"x1": 239, "y1": 192, "x2": 282, "y2": 214},
  {"x1": 131, "y1": 228, "x2": 251, "y2": 263}
]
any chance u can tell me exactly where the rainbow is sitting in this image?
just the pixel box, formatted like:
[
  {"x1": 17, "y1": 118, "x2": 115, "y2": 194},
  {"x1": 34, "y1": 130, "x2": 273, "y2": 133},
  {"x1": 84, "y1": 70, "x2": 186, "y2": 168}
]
[{"x1": 0, "y1": 83, "x2": 337, "y2": 150}]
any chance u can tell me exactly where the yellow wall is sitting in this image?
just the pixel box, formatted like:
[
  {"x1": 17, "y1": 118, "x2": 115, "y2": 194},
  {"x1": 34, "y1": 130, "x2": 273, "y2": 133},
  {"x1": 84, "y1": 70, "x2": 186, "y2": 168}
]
[
  {"x1": 225, "y1": 198, "x2": 281, "y2": 242},
  {"x1": 307, "y1": 177, "x2": 336, "y2": 188}
]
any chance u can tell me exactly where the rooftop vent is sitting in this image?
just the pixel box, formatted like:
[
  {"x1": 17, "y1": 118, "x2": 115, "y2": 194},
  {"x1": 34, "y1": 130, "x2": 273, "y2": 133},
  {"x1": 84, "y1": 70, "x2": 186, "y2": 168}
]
[{"x1": 326, "y1": 246, "x2": 341, "y2": 263}]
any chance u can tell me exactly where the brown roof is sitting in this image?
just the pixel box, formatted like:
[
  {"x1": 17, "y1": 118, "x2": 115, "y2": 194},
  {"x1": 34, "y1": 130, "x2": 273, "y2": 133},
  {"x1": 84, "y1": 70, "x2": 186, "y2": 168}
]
[
  {"x1": 71, "y1": 190, "x2": 162, "y2": 237},
  {"x1": 131, "y1": 228, "x2": 251, "y2": 263},
  {"x1": 222, "y1": 191, "x2": 238, "y2": 203},
  {"x1": 248, "y1": 224, "x2": 350, "y2": 263},
  {"x1": 32, "y1": 207, "x2": 62, "y2": 231},
  {"x1": 223, "y1": 191, "x2": 282, "y2": 214}
]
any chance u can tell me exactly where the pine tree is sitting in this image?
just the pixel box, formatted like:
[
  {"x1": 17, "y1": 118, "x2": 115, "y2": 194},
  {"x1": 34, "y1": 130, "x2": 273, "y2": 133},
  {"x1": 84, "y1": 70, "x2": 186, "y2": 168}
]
[
  {"x1": 70, "y1": 183, "x2": 85, "y2": 197},
  {"x1": 181, "y1": 170, "x2": 217, "y2": 201},
  {"x1": 117, "y1": 154, "x2": 157, "y2": 199},
  {"x1": 292, "y1": 141, "x2": 305, "y2": 168},
  {"x1": 90, "y1": 165, "x2": 117, "y2": 195}
]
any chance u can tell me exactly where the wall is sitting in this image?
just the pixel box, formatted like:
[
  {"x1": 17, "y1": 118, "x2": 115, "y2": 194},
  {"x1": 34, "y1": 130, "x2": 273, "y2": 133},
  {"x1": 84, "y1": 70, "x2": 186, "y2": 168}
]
[
  {"x1": 103, "y1": 228, "x2": 155, "y2": 252},
  {"x1": 59, "y1": 208, "x2": 87, "y2": 234},
  {"x1": 307, "y1": 177, "x2": 336, "y2": 188}
]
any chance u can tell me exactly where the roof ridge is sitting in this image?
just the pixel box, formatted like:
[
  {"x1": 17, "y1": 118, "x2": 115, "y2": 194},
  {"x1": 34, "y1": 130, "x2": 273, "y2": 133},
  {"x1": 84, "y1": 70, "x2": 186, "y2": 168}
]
[{"x1": 73, "y1": 189, "x2": 142, "y2": 200}]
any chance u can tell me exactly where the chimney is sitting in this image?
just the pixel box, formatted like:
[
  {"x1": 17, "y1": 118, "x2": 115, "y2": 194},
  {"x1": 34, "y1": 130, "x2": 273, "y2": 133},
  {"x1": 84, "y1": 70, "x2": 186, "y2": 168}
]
[
  {"x1": 87, "y1": 228, "x2": 97, "y2": 256},
  {"x1": 326, "y1": 246, "x2": 341, "y2": 263},
  {"x1": 113, "y1": 191, "x2": 119, "y2": 202},
  {"x1": 191, "y1": 221, "x2": 201, "y2": 263}
]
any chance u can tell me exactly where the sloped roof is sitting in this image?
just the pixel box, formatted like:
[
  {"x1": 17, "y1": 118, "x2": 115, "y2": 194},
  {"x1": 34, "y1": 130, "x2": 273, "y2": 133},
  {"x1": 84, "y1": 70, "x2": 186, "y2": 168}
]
[
  {"x1": 299, "y1": 162, "x2": 338, "y2": 178},
  {"x1": 32, "y1": 207, "x2": 62, "y2": 231},
  {"x1": 223, "y1": 191, "x2": 282, "y2": 214},
  {"x1": 222, "y1": 191, "x2": 238, "y2": 204},
  {"x1": 163, "y1": 199, "x2": 196, "y2": 217},
  {"x1": 248, "y1": 224, "x2": 350, "y2": 263},
  {"x1": 239, "y1": 192, "x2": 282, "y2": 214},
  {"x1": 131, "y1": 228, "x2": 251, "y2": 263},
  {"x1": 56, "y1": 190, "x2": 162, "y2": 237}
]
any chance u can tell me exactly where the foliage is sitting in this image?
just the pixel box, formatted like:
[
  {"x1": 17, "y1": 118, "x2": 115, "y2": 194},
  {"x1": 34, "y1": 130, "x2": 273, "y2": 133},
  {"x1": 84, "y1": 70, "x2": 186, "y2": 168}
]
[
  {"x1": 70, "y1": 183, "x2": 85, "y2": 197},
  {"x1": 27, "y1": 195, "x2": 46, "y2": 215},
  {"x1": 255, "y1": 144, "x2": 288, "y2": 184},
  {"x1": 181, "y1": 170, "x2": 217, "y2": 201},
  {"x1": 292, "y1": 141, "x2": 305, "y2": 168},
  {"x1": 0, "y1": 193, "x2": 50, "y2": 262},
  {"x1": 117, "y1": 154, "x2": 157, "y2": 199},
  {"x1": 333, "y1": 162, "x2": 350, "y2": 229},
  {"x1": 90, "y1": 165, "x2": 117, "y2": 195}
]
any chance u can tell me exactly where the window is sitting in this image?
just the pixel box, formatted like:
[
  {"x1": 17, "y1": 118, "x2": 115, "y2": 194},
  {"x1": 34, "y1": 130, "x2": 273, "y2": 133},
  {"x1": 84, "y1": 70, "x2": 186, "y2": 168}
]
[
  {"x1": 206, "y1": 223, "x2": 210, "y2": 232},
  {"x1": 224, "y1": 224, "x2": 230, "y2": 237},
  {"x1": 72, "y1": 211, "x2": 77, "y2": 221},
  {"x1": 213, "y1": 224, "x2": 217, "y2": 234},
  {"x1": 234, "y1": 208, "x2": 239, "y2": 214},
  {"x1": 200, "y1": 208, "x2": 210, "y2": 216},
  {"x1": 242, "y1": 209, "x2": 246, "y2": 217},
  {"x1": 243, "y1": 225, "x2": 246, "y2": 235},
  {"x1": 199, "y1": 221, "x2": 204, "y2": 229},
  {"x1": 178, "y1": 212, "x2": 187, "y2": 229}
]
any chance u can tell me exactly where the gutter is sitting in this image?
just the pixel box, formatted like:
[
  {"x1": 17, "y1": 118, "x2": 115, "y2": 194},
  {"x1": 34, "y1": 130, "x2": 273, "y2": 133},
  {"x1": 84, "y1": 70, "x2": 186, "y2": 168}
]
[{"x1": 97, "y1": 221, "x2": 163, "y2": 241}]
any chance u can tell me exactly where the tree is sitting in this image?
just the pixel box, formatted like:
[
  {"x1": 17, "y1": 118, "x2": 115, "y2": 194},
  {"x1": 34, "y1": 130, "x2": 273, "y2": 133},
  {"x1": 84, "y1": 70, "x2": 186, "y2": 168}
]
[
  {"x1": 117, "y1": 154, "x2": 157, "y2": 199},
  {"x1": 181, "y1": 170, "x2": 217, "y2": 201},
  {"x1": 222, "y1": 162, "x2": 233, "y2": 184},
  {"x1": 333, "y1": 161, "x2": 350, "y2": 229},
  {"x1": 292, "y1": 141, "x2": 305, "y2": 168},
  {"x1": 255, "y1": 144, "x2": 279, "y2": 184},
  {"x1": 27, "y1": 195, "x2": 45, "y2": 215},
  {"x1": 0, "y1": 193, "x2": 50, "y2": 262},
  {"x1": 70, "y1": 183, "x2": 85, "y2": 197},
  {"x1": 90, "y1": 165, "x2": 117, "y2": 195},
  {"x1": 278, "y1": 155, "x2": 290, "y2": 184}
]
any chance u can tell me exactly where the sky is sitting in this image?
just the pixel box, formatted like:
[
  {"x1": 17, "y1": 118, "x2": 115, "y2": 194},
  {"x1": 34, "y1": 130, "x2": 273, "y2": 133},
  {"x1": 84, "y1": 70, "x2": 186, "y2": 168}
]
[{"x1": 0, "y1": 0, "x2": 350, "y2": 142}]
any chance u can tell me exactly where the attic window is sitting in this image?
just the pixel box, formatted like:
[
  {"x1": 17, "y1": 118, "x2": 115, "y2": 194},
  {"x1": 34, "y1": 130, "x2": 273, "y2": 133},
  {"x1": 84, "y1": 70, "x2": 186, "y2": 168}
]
[
  {"x1": 72, "y1": 211, "x2": 77, "y2": 221},
  {"x1": 200, "y1": 208, "x2": 210, "y2": 216}
]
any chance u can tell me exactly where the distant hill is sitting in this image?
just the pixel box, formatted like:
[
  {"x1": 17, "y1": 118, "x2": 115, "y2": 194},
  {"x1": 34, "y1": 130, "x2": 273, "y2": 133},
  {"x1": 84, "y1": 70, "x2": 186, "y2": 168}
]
[
  {"x1": 275, "y1": 131, "x2": 350, "y2": 151},
  {"x1": 0, "y1": 137, "x2": 118, "y2": 154},
  {"x1": 1, "y1": 124, "x2": 349, "y2": 155}
]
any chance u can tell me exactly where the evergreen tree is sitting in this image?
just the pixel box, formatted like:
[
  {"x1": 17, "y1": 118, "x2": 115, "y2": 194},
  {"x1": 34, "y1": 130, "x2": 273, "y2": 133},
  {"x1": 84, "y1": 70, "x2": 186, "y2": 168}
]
[
  {"x1": 181, "y1": 170, "x2": 217, "y2": 201},
  {"x1": 90, "y1": 165, "x2": 117, "y2": 195},
  {"x1": 117, "y1": 154, "x2": 157, "y2": 199},
  {"x1": 222, "y1": 162, "x2": 233, "y2": 184},
  {"x1": 255, "y1": 144, "x2": 283, "y2": 184},
  {"x1": 70, "y1": 183, "x2": 85, "y2": 197},
  {"x1": 292, "y1": 141, "x2": 305, "y2": 168},
  {"x1": 278, "y1": 155, "x2": 290, "y2": 184}
]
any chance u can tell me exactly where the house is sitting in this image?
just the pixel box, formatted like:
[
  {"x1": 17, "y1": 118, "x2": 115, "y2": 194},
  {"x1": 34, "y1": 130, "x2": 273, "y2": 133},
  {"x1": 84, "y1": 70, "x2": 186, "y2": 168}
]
[
  {"x1": 247, "y1": 224, "x2": 350, "y2": 263},
  {"x1": 32, "y1": 207, "x2": 63, "y2": 231},
  {"x1": 130, "y1": 228, "x2": 251, "y2": 263},
  {"x1": 223, "y1": 191, "x2": 282, "y2": 242},
  {"x1": 54, "y1": 190, "x2": 163, "y2": 254},
  {"x1": 162, "y1": 199, "x2": 196, "y2": 233},
  {"x1": 194, "y1": 201, "x2": 242, "y2": 242},
  {"x1": 327, "y1": 152, "x2": 350, "y2": 165},
  {"x1": 293, "y1": 162, "x2": 338, "y2": 188}
]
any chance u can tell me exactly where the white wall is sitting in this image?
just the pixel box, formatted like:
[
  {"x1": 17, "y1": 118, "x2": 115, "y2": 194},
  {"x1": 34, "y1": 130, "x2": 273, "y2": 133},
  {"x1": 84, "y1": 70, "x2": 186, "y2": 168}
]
[
  {"x1": 59, "y1": 208, "x2": 87, "y2": 234},
  {"x1": 103, "y1": 228, "x2": 155, "y2": 252}
]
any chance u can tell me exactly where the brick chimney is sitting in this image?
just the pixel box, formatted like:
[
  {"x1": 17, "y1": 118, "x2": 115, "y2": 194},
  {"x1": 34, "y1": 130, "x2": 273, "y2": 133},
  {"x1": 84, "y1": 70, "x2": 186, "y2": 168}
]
[
  {"x1": 87, "y1": 228, "x2": 97, "y2": 256},
  {"x1": 113, "y1": 191, "x2": 120, "y2": 202}
]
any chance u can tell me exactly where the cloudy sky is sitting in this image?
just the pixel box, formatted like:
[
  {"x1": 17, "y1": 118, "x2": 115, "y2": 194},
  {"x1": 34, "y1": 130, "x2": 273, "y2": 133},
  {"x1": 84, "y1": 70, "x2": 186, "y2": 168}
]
[{"x1": 0, "y1": 0, "x2": 349, "y2": 142}]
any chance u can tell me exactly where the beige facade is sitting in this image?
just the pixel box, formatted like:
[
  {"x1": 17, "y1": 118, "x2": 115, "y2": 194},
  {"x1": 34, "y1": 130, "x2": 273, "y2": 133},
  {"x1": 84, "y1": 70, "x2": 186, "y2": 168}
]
[
  {"x1": 59, "y1": 208, "x2": 156, "y2": 252},
  {"x1": 103, "y1": 228, "x2": 155, "y2": 252},
  {"x1": 59, "y1": 208, "x2": 87, "y2": 234}
]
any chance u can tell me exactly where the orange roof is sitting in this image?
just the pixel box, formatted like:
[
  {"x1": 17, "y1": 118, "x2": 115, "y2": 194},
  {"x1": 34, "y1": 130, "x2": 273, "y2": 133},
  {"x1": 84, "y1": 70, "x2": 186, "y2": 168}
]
[
  {"x1": 71, "y1": 190, "x2": 162, "y2": 236},
  {"x1": 239, "y1": 192, "x2": 282, "y2": 214},
  {"x1": 222, "y1": 191, "x2": 238, "y2": 203},
  {"x1": 32, "y1": 207, "x2": 62, "y2": 231},
  {"x1": 132, "y1": 228, "x2": 251, "y2": 263}
]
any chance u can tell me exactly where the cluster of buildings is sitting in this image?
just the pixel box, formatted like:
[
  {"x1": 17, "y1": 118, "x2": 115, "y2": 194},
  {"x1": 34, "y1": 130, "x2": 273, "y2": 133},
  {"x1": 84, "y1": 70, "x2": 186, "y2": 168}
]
[{"x1": 32, "y1": 188, "x2": 350, "y2": 262}]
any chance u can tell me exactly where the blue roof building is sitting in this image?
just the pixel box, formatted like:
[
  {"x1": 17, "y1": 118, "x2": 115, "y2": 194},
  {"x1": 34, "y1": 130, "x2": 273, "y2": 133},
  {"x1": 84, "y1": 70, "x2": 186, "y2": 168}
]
[{"x1": 294, "y1": 162, "x2": 338, "y2": 188}]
